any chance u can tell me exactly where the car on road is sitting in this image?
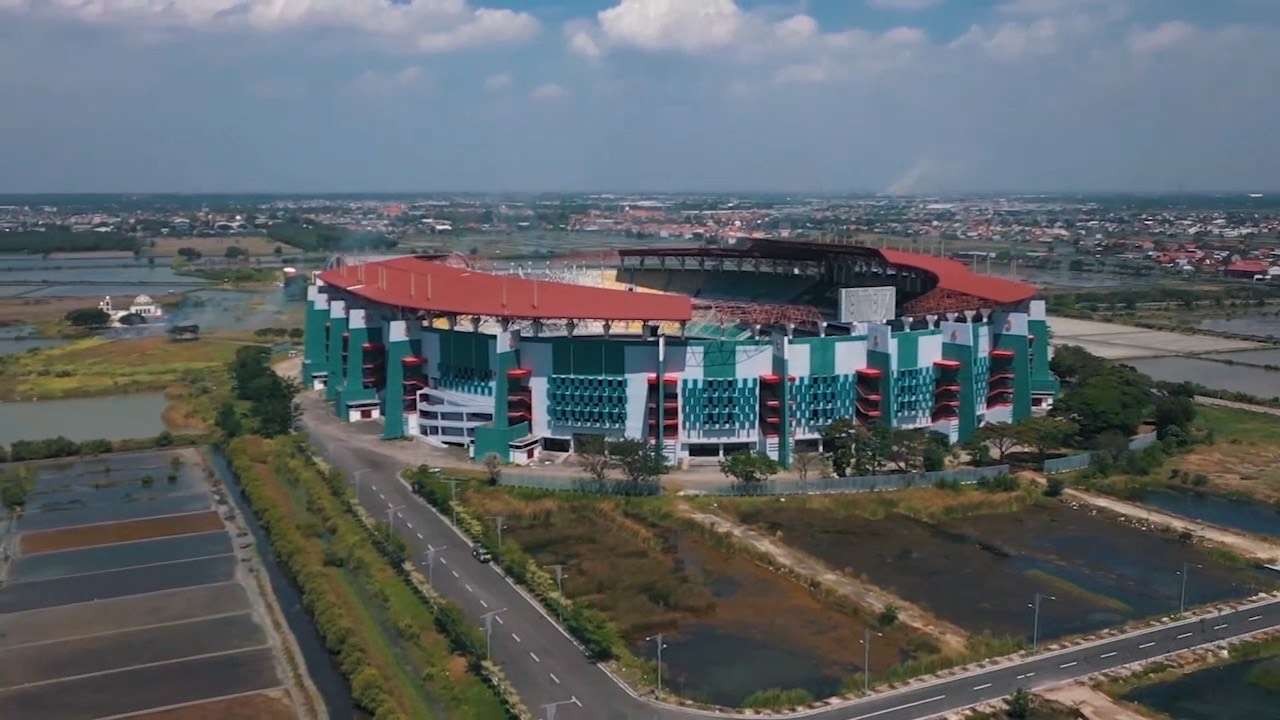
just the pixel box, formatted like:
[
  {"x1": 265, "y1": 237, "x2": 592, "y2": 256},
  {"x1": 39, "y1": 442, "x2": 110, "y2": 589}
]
[{"x1": 472, "y1": 546, "x2": 492, "y2": 563}]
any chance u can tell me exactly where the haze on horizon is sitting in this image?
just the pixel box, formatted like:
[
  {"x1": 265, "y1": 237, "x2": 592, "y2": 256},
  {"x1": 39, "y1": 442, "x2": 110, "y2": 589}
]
[{"x1": 1, "y1": 0, "x2": 1277, "y2": 196}]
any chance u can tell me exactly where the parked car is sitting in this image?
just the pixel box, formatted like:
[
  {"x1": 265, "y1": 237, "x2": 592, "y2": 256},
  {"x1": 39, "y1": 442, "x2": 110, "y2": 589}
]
[{"x1": 472, "y1": 546, "x2": 492, "y2": 563}]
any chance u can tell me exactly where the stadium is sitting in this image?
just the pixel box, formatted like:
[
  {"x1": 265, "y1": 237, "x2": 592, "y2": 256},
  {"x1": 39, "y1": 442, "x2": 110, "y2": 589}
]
[{"x1": 302, "y1": 238, "x2": 1060, "y2": 467}]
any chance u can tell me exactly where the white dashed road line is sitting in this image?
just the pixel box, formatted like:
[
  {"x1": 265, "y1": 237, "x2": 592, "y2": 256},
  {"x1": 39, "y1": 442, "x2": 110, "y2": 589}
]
[
  {"x1": 1015, "y1": 672, "x2": 1036, "y2": 680},
  {"x1": 495, "y1": 615, "x2": 504, "y2": 625},
  {"x1": 480, "y1": 600, "x2": 488, "y2": 608},
  {"x1": 1139, "y1": 641, "x2": 1156, "y2": 649},
  {"x1": 1248, "y1": 615, "x2": 1263, "y2": 622},
  {"x1": 451, "y1": 570, "x2": 459, "y2": 578},
  {"x1": 1176, "y1": 632, "x2": 1193, "y2": 640},
  {"x1": 416, "y1": 532, "x2": 423, "y2": 539},
  {"x1": 550, "y1": 673, "x2": 561, "y2": 685},
  {"x1": 1059, "y1": 662, "x2": 1077, "y2": 669},
  {"x1": 530, "y1": 652, "x2": 541, "y2": 663},
  {"x1": 1100, "y1": 651, "x2": 1118, "y2": 659},
  {"x1": 972, "y1": 683, "x2": 992, "y2": 691},
  {"x1": 512, "y1": 633, "x2": 522, "y2": 643},
  {"x1": 1213, "y1": 623, "x2": 1229, "y2": 630},
  {"x1": 465, "y1": 584, "x2": 473, "y2": 593},
  {"x1": 849, "y1": 694, "x2": 946, "y2": 720}
]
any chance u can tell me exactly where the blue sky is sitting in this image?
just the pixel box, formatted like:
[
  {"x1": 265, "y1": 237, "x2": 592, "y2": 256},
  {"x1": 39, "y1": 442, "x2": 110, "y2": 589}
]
[{"x1": 1, "y1": 0, "x2": 1277, "y2": 194}]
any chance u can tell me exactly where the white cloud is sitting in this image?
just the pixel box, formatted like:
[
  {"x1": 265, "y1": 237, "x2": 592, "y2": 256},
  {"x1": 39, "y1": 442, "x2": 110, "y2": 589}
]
[
  {"x1": 596, "y1": 0, "x2": 743, "y2": 53},
  {"x1": 484, "y1": 72, "x2": 512, "y2": 92},
  {"x1": 997, "y1": 0, "x2": 1116, "y2": 17},
  {"x1": 346, "y1": 66, "x2": 428, "y2": 96},
  {"x1": 774, "y1": 15, "x2": 819, "y2": 46},
  {"x1": 867, "y1": 0, "x2": 943, "y2": 11},
  {"x1": 953, "y1": 18, "x2": 1060, "y2": 60},
  {"x1": 5, "y1": 0, "x2": 539, "y2": 54},
  {"x1": 773, "y1": 63, "x2": 829, "y2": 85},
  {"x1": 565, "y1": 21, "x2": 604, "y2": 59},
  {"x1": 1130, "y1": 21, "x2": 1196, "y2": 54},
  {"x1": 530, "y1": 83, "x2": 568, "y2": 101}
]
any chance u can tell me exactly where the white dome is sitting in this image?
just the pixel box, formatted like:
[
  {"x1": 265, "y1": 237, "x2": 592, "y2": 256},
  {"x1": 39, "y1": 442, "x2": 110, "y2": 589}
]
[{"x1": 134, "y1": 294, "x2": 154, "y2": 305}]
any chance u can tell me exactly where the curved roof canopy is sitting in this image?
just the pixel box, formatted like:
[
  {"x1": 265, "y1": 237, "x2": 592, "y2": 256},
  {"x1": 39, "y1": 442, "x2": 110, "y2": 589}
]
[
  {"x1": 319, "y1": 256, "x2": 692, "y2": 322},
  {"x1": 879, "y1": 249, "x2": 1035, "y2": 306}
]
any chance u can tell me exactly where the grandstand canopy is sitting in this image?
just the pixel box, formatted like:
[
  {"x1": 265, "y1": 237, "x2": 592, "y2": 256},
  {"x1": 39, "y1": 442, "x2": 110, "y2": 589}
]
[{"x1": 319, "y1": 256, "x2": 693, "y2": 322}]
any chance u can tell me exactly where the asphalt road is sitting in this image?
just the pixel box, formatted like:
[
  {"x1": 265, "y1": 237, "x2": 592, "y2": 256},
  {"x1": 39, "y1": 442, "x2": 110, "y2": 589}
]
[{"x1": 301, "y1": 394, "x2": 1280, "y2": 720}]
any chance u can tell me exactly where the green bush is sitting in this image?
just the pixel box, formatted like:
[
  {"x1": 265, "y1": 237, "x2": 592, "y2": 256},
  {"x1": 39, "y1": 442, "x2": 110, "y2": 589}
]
[{"x1": 742, "y1": 688, "x2": 814, "y2": 709}]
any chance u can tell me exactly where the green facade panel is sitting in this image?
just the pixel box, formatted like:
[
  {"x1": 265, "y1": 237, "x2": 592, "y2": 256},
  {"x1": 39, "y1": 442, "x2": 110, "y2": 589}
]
[
  {"x1": 325, "y1": 313, "x2": 347, "y2": 404},
  {"x1": 302, "y1": 297, "x2": 328, "y2": 385}
]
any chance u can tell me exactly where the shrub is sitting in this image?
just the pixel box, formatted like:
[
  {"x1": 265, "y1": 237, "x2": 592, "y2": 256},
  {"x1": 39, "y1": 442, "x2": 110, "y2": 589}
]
[{"x1": 742, "y1": 688, "x2": 814, "y2": 709}]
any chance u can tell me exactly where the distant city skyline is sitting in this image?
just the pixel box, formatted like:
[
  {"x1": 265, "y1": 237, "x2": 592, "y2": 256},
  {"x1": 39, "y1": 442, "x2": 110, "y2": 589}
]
[{"x1": 1, "y1": 0, "x2": 1277, "y2": 194}]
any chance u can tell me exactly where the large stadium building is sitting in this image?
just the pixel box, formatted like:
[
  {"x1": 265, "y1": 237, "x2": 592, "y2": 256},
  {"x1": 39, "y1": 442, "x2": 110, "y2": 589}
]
[{"x1": 302, "y1": 239, "x2": 1059, "y2": 467}]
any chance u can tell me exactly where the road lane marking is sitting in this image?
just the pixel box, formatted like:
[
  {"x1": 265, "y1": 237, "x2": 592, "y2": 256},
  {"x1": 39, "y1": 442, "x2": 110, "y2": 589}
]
[
  {"x1": 416, "y1": 532, "x2": 423, "y2": 539},
  {"x1": 1213, "y1": 623, "x2": 1229, "y2": 630},
  {"x1": 972, "y1": 683, "x2": 992, "y2": 691},
  {"x1": 480, "y1": 600, "x2": 488, "y2": 608},
  {"x1": 530, "y1": 652, "x2": 541, "y2": 663},
  {"x1": 550, "y1": 673, "x2": 561, "y2": 685},
  {"x1": 512, "y1": 634, "x2": 522, "y2": 643},
  {"x1": 495, "y1": 615, "x2": 504, "y2": 625},
  {"x1": 406, "y1": 522, "x2": 413, "y2": 529},
  {"x1": 571, "y1": 697, "x2": 581, "y2": 707},
  {"x1": 1016, "y1": 672, "x2": 1036, "y2": 679},
  {"x1": 440, "y1": 558, "x2": 447, "y2": 565},
  {"x1": 451, "y1": 570, "x2": 459, "y2": 578},
  {"x1": 465, "y1": 584, "x2": 473, "y2": 593},
  {"x1": 1100, "y1": 652, "x2": 1118, "y2": 659},
  {"x1": 1139, "y1": 642, "x2": 1156, "y2": 649},
  {"x1": 849, "y1": 694, "x2": 946, "y2": 720},
  {"x1": 1059, "y1": 662, "x2": 1077, "y2": 669},
  {"x1": 1248, "y1": 615, "x2": 1263, "y2": 622},
  {"x1": 1176, "y1": 632, "x2": 1193, "y2": 639}
]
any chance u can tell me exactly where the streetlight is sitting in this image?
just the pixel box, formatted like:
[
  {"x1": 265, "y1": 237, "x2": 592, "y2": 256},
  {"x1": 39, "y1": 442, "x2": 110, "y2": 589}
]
[
  {"x1": 352, "y1": 468, "x2": 373, "y2": 502},
  {"x1": 425, "y1": 544, "x2": 446, "y2": 585},
  {"x1": 549, "y1": 564, "x2": 568, "y2": 619},
  {"x1": 858, "y1": 628, "x2": 883, "y2": 693},
  {"x1": 386, "y1": 503, "x2": 404, "y2": 544},
  {"x1": 489, "y1": 515, "x2": 507, "y2": 550},
  {"x1": 645, "y1": 633, "x2": 668, "y2": 696},
  {"x1": 540, "y1": 697, "x2": 580, "y2": 720},
  {"x1": 437, "y1": 478, "x2": 462, "y2": 526},
  {"x1": 481, "y1": 609, "x2": 506, "y2": 660},
  {"x1": 1029, "y1": 593, "x2": 1056, "y2": 651},
  {"x1": 1179, "y1": 563, "x2": 1204, "y2": 615}
]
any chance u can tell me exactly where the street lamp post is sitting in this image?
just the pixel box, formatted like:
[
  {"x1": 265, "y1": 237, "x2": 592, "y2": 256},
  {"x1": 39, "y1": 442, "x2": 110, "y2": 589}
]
[
  {"x1": 352, "y1": 468, "x2": 373, "y2": 503},
  {"x1": 1179, "y1": 563, "x2": 1203, "y2": 615},
  {"x1": 437, "y1": 478, "x2": 461, "y2": 526},
  {"x1": 859, "y1": 628, "x2": 883, "y2": 693},
  {"x1": 645, "y1": 633, "x2": 668, "y2": 696},
  {"x1": 1030, "y1": 593, "x2": 1056, "y2": 652},
  {"x1": 481, "y1": 609, "x2": 506, "y2": 660},
  {"x1": 425, "y1": 544, "x2": 446, "y2": 585},
  {"x1": 490, "y1": 515, "x2": 506, "y2": 551}
]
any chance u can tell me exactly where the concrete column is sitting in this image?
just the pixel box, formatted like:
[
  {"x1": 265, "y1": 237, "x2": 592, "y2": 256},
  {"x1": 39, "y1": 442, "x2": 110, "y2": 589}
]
[{"x1": 325, "y1": 300, "x2": 347, "y2": 404}]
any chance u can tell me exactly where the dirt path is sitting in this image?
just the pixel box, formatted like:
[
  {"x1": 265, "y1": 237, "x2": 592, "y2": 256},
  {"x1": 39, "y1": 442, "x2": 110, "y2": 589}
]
[
  {"x1": 1194, "y1": 394, "x2": 1280, "y2": 417},
  {"x1": 674, "y1": 502, "x2": 971, "y2": 654},
  {"x1": 1053, "y1": 483, "x2": 1280, "y2": 565},
  {"x1": 1039, "y1": 684, "x2": 1155, "y2": 720}
]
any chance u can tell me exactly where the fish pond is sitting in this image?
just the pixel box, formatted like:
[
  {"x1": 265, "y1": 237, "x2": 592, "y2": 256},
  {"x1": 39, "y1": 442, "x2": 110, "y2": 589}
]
[
  {"x1": 0, "y1": 392, "x2": 168, "y2": 445},
  {"x1": 1139, "y1": 487, "x2": 1280, "y2": 538},
  {"x1": 723, "y1": 493, "x2": 1278, "y2": 643},
  {"x1": 1123, "y1": 655, "x2": 1280, "y2": 720}
]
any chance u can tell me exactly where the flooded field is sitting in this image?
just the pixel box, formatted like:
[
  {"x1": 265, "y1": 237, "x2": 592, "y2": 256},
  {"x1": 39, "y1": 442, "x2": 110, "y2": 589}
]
[
  {"x1": 0, "y1": 324, "x2": 67, "y2": 356},
  {"x1": 464, "y1": 491, "x2": 929, "y2": 706},
  {"x1": 0, "y1": 254, "x2": 206, "y2": 298},
  {"x1": 1205, "y1": 347, "x2": 1280, "y2": 365},
  {"x1": 1140, "y1": 488, "x2": 1280, "y2": 537},
  {"x1": 725, "y1": 496, "x2": 1277, "y2": 643},
  {"x1": 0, "y1": 391, "x2": 168, "y2": 444},
  {"x1": 1123, "y1": 656, "x2": 1280, "y2": 719},
  {"x1": 0, "y1": 448, "x2": 311, "y2": 720},
  {"x1": 1125, "y1": 356, "x2": 1280, "y2": 398},
  {"x1": 1199, "y1": 312, "x2": 1280, "y2": 340}
]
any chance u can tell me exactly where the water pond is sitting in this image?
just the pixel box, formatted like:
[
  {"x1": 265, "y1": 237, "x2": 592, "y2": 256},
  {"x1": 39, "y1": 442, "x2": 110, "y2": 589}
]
[
  {"x1": 1140, "y1": 487, "x2": 1280, "y2": 538},
  {"x1": 733, "y1": 502, "x2": 1277, "y2": 643},
  {"x1": 1123, "y1": 656, "x2": 1280, "y2": 720},
  {"x1": 1124, "y1": 356, "x2": 1280, "y2": 399},
  {"x1": 0, "y1": 392, "x2": 168, "y2": 445}
]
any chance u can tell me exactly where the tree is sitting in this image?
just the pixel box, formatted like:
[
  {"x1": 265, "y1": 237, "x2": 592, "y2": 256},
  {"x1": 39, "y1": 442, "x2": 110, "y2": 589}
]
[
  {"x1": 224, "y1": 245, "x2": 248, "y2": 260},
  {"x1": 885, "y1": 429, "x2": 930, "y2": 473},
  {"x1": 1050, "y1": 344, "x2": 1107, "y2": 383},
  {"x1": 1006, "y1": 688, "x2": 1034, "y2": 720},
  {"x1": 482, "y1": 453, "x2": 502, "y2": 486},
  {"x1": 1044, "y1": 476, "x2": 1066, "y2": 497},
  {"x1": 1052, "y1": 364, "x2": 1151, "y2": 440},
  {"x1": 1153, "y1": 394, "x2": 1196, "y2": 434},
  {"x1": 976, "y1": 423, "x2": 1022, "y2": 462},
  {"x1": 822, "y1": 418, "x2": 858, "y2": 477},
  {"x1": 608, "y1": 439, "x2": 665, "y2": 492},
  {"x1": 1, "y1": 467, "x2": 34, "y2": 510},
  {"x1": 877, "y1": 604, "x2": 900, "y2": 628},
  {"x1": 1016, "y1": 416, "x2": 1078, "y2": 463},
  {"x1": 64, "y1": 307, "x2": 110, "y2": 327},
  {"x1": 177, "y1": 246, "x2": 202, "y2": 261},
  {"x1": 720, "y1": 452, "x2": 780, "y2": 490},
  {"x1": 793, "y1": 451, "x2": 824, "y2": 483},
  {"x1": 576, "y1": 436, "x2": 611, "y2": 483}
]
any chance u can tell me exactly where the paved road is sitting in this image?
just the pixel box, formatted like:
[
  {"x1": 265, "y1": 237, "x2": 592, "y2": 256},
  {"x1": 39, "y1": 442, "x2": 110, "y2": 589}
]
[{"x1": 301, "y1": 394, "x2": 1280, "y2": 720}]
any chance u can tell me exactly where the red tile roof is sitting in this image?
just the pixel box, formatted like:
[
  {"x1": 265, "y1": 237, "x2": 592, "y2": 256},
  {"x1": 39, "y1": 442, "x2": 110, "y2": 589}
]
[
  {"x1": 880, "y1": 249, "x2": 1036, "y2": 305},
  {"x1": 1225, "y1": 260, "x2": 1270, "y2": 275},
  {"x1": 319, "y1": 256, "x2": 692, "y2": 322}
]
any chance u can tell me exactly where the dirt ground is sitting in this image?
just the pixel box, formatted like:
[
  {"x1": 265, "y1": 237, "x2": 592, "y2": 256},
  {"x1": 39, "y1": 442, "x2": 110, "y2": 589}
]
[
  {"x1": 127, "y1": 690, "x2": 298, "y2": 720},
  {"x1": 0, "y1": 296, "x2": 94, "y2": 327},
  {"x1": 20, "y1": 510, "x2": 224, "y2": 554},
  {"x1": 148, "y1": 236, "x2": 300, "y2": 257},
  {"x1": 1039, "y1": 683, "x2": 1155, "y2": 720}
]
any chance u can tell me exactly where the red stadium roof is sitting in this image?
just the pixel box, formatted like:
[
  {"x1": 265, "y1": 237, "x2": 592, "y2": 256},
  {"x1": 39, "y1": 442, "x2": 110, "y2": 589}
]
[
  {"x1": 879, "y1": 249, "x2": 1035, "y2": 305},
  {"x1": 319, "y1": 256, "x2": 692, "y2": 322}
]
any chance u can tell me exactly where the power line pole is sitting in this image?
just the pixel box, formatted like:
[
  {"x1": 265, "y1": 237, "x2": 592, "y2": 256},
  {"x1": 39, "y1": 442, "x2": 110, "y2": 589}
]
[{"x1": 489, "y1": 515, "x2": 506, "y2": 550}]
